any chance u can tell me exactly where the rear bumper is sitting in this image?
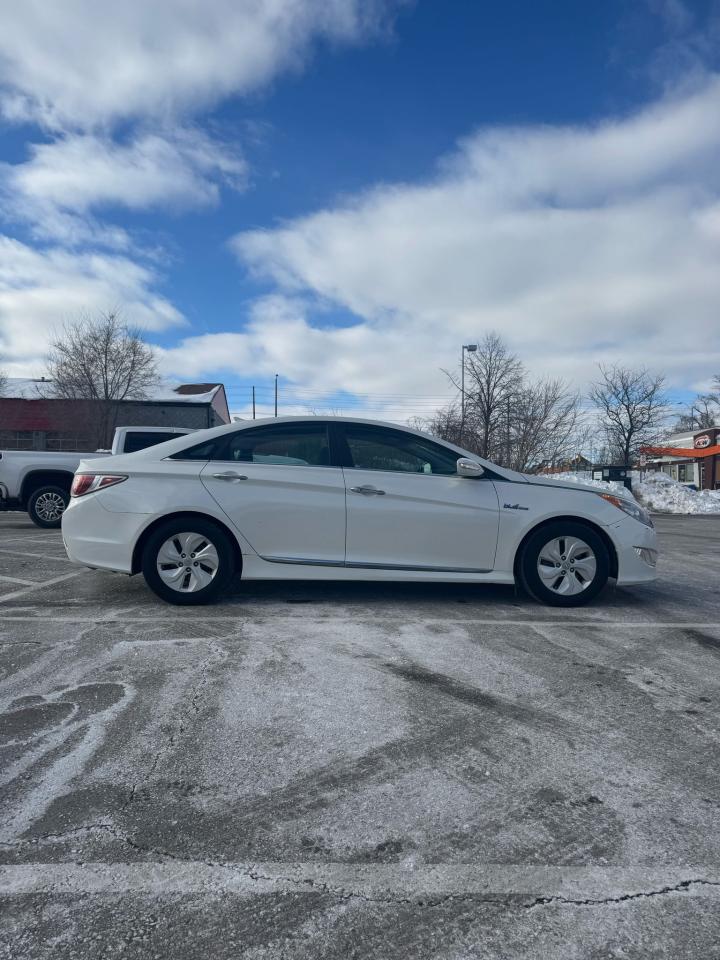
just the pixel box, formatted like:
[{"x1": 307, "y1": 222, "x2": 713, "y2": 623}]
[{"x1": 62, "y1": 495, "x2": 144, "y2": 573}]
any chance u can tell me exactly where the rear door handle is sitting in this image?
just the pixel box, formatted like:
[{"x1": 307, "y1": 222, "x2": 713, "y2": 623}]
[
  {"x1": 349, "y1": 485, "x2": 385, "y2": 495},
  {"x1": 211, "y1": 471, "x2": 248, "y2": 481}
]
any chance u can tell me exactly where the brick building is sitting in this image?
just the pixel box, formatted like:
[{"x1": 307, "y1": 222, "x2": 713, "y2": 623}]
[{"x1": 0, "y1": 379, "x2": 230, "y2": 451}]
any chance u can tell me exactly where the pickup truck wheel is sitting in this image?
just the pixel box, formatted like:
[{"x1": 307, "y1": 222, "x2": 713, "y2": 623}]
[{"x1": 28, "y1": 485, "x2": 69, "y2": 528}]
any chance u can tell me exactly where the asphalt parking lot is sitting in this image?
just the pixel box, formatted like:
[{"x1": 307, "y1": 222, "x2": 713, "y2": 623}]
[{"x1": 1, "y1": 513, "x2": 719, "y2": 959}]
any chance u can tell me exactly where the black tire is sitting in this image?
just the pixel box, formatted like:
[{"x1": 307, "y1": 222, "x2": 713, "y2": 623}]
[
  {"x1": 518, "y1": 521, "x2": 610, "y2": 607},
  {"x1": 141, "y1": 517, "x2": 236, "y2": 605},
  {"x1": 28, "y1": 485, "x2": 69, "y2": 528}
]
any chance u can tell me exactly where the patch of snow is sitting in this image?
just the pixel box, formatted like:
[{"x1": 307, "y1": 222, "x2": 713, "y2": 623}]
[
  {"x1": 544, "y1": 470, "x2": 720, "y2": 515},
  {"x1": 632, "y1": 471, "x2": 720, "y2": 515},
  {"x1": 2, "y1": 377, "x2": 220, "y2": 404}
]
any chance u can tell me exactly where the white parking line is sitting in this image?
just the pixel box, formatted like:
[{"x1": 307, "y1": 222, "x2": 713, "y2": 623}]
[
  {"x1": 1, "y1": 862, "x2": 718, "y2": 900},
  {"x1": 0, "y1": 614, "x2": 716, "y2": 627},
  {"x1": 0, "y1": 570, "x2": 83, "y2": 603},
  {"x1": 0, "y1": 547, "x2": 74, "y2": 563},
  {"x1": 0, "y1": 575, "x2": 38, "y2": 586},
  {"x1": 0, "y1": 536, "x2": 63, "y2": 545}
]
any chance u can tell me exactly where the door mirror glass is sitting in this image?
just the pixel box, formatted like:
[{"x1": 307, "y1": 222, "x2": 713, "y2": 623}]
[{"x1": 457, "y1": 457, "x2": 485, "y2": 478}]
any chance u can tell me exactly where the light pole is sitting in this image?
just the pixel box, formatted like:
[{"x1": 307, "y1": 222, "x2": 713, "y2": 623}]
[
  {"x1": 460, "y1": 343, "x2": 477, "y2": 434},
  {"x1": 274, "y1": 374, "x2": 279, "y2": 418},
  {"x1": 506, "y1": 394, "x2": 511, "y2": 467}
]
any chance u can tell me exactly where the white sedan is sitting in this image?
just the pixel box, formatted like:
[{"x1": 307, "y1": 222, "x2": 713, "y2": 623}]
[{"x1": 61, "y1": 416, "x2": 658, "y2": 606}]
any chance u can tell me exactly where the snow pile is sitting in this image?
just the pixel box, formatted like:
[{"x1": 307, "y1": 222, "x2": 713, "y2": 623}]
[
  {"x1": 542, "y1": 470, "x2": 720, "y2": 514},
  {"x1": 632, "y1": 471, "x2": 720, "y2": 515},
  {"x1": 540, "y1": 471, "x2": 628, "y2": 496}
]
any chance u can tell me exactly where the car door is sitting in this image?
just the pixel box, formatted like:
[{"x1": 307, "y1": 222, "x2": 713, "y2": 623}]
[
  {"x1": 200, "y1": 422, "x2": 345, "y2": 564},
  {"x1": 339, "y1": 423, "x2": 500, "y2": 572}
]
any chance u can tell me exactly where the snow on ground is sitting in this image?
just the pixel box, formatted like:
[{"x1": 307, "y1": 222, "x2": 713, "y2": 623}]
[
  {"x1": 542, "y1": 470, "x2": 720, "y2": 515},
  {"x1": 632, "y1": 471, "x2": 720, "y2": 515}
]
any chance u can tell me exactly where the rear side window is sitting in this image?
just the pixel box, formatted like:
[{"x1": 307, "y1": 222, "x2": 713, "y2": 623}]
[
  {"x1": 123, "y1": 431, "x2": 186, "y2": 454},
  {"x1": 223, "y1": 424, "x2": 331, "y2": 466},
  {"x1": 169, "y1": 437, "x2": 223, "y2": 461},
  {"x1": 343, "y1": 424, "x2": 458, "y2": 475}
]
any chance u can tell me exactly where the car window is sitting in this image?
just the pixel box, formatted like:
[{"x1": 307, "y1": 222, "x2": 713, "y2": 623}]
[
  {"x1": 222, "y1": 425, "x2": 332, "y2": 467},
  {"x1": 123, "y1": 431, "x2": 185, "y2": 454},
  {"x1": 168, "y1": 437, "x2": 221, "y2": 461},
  {"x1": 343, "y1": 425, "x2": 458, "y2": 475}
]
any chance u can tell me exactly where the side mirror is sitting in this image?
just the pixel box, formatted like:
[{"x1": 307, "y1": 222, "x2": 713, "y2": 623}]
[{"x1": 457, "y1": 457, "x2": 485, "y2": 478}]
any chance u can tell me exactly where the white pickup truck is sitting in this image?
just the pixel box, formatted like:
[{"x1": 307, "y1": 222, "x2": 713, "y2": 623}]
[{"x1": 0, "y1": 426, "x2": 195, "y2": 528}]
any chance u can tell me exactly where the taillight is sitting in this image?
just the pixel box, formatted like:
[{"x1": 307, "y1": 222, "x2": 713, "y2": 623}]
[{"x1": 71, "y1": 474, "x2": 127, "y2": 497}]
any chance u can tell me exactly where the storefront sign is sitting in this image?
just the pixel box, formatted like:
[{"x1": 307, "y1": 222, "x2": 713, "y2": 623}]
[{"x1": 695, "y1": 434, "x2": 711, "y2": 449}]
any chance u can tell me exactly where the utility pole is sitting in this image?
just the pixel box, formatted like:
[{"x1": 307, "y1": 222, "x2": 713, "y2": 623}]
[
  {"x1": 252, "y1": 386, "x2": 256, "y2": 420},
  {"x1": 460, "y1": 343, "x2": 477, "y2": 435},
  {"x1": 274, "y1": 374, "x2": 278, "y2": 418}
]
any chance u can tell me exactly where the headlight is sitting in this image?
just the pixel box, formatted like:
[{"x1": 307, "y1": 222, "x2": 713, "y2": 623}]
[{"x1": 597, "y1": 493, "x2": 653, "y2": 528}]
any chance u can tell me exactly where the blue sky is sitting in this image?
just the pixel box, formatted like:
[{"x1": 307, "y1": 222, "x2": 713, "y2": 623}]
[{"x1": 1, "y1": 0, "x2": 719, "y2": 419}]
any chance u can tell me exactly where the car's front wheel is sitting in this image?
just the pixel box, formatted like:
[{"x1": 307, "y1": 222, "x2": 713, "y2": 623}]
[
  {"x1": 518, "y1": 521, "x2": 610, "y2": 606},
  {"x1": 141, "y1": 518, "x2": 236, "y2": 605}
]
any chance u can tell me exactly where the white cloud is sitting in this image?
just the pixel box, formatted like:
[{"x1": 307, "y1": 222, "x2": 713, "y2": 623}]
[
  {"x1": 2, "y1": 127, "x2": 247, "y2": 243},
  {"x1": 220, "y1": 76, "x2": 720, "y2": 393},
  {"x1": 0, "y1": 0, "x2": 401, "y2": 129},
  {"x1": 0, "y1": 236, "x2": 183, "y2": 376},
  {"x1": 10, "y1": 128, "x2": 246, "y2": 214}
]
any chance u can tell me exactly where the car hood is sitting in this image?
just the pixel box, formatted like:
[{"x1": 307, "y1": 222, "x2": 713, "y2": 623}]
[{"x1": 522, "y1": 474, "x2": 625, "y2": 497}]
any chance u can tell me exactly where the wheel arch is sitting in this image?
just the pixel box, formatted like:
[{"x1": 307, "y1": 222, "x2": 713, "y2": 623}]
[
  {"x1": 513, "y1": 515, "x2": 619, "y2": 581},
  {"x1": 130, "y1": 511, "x2": 244, "y2": 576},
  {"x1": 21, "y1": 470, "x2": 74, "y2": 507}
]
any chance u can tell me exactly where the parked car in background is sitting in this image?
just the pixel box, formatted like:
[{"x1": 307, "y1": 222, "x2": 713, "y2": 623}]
[
  {"x1": 62, "y1": 416, "x2": 658, "y2": 607},
  {"x1": 0, "y1": 427, "x2": 195, "y2": 527}
]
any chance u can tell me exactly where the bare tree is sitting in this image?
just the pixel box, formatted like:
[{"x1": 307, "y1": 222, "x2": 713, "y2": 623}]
[
  {"x1": 712, "y1": 374, "x2": 720, "y2": 404},
  {"x1": 47, "y1": 311, "x2": 159, "y2": 447},
  {"x1": 510, "y1": 379, "x2": 583, "y2": 472},
  {"x1": 422, "y1": 333, "x2": 583, "y2": 471},
  {"x1": 0, "y1": 364, "x2": 7, "y2": 397},
  {"x1": 433, "y1": 332, "x2": 522, "y2": 458},
  {"x1": 674, "y1": 393, "x2": 718, "y2": 431},
  {"x1": 589, "y1": 364, "x2": 668, "y2": 466},
  {"x1": 446, "y1": 332, "x2": 524, "y2": 456}
]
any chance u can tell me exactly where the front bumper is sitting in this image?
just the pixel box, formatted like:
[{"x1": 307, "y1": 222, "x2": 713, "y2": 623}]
[
  {"x1": 62, "y1": 494, "x2": 145, "y2": 573},
  {"x1": 612, "y1": 515, "x2": 659, "y2": 586}
]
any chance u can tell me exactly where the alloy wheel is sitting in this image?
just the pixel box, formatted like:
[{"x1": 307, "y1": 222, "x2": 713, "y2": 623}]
[
  {"x1": 536, "y1": 536, "x2": 597, "y2": 596},
  {"x1": 156, "y1": 531, "x2": 220, "y2": 593},
  {"x1": 34, "y1": 492, "x2": 66, "y2": 523}
]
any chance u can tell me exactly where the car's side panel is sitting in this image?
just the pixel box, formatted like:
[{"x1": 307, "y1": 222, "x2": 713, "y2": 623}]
[
  {"x1": 239, "y1": 550, "x2": 516, "y2": 583},
  {"x1": 491, "y1": 480, "x2": 631, "y2": 577},
  {"x1": 200, "y1": 463, "x2": 347, "y2": 564},
  {"x1": 62, "y1": 459, "x2": 258, "y2": 572},
  {"x1": 344, "y1": 470, "x2": 500, "y2": 571}
]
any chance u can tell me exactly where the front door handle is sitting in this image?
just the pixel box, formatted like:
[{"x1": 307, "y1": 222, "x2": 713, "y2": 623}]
[
  {"x1": 211, "y1": 471, "x2": 248, "y2": 481},
  {"x1": 349, "y1": 485, "x2": 385, "y2": 496}
]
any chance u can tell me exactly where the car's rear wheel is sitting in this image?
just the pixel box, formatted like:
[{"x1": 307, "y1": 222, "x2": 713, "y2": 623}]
[
  {"x1": 141, "y1": 518, "x2": 235, "y2": 605},
  {"x1": 28, "y1": 485, "x2": 69, "y2": 528},
  {"x1": 519, "y1": 521, "x2": 609, "y2": 606}
]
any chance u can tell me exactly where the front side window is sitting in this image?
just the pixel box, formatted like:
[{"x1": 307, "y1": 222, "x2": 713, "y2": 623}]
[
  {"x1": 343, "y1": 425, "x2": 458, "y2": 475},
  {"x1": 223, "y1": 424, "x2": 332, "y2": 467}
]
